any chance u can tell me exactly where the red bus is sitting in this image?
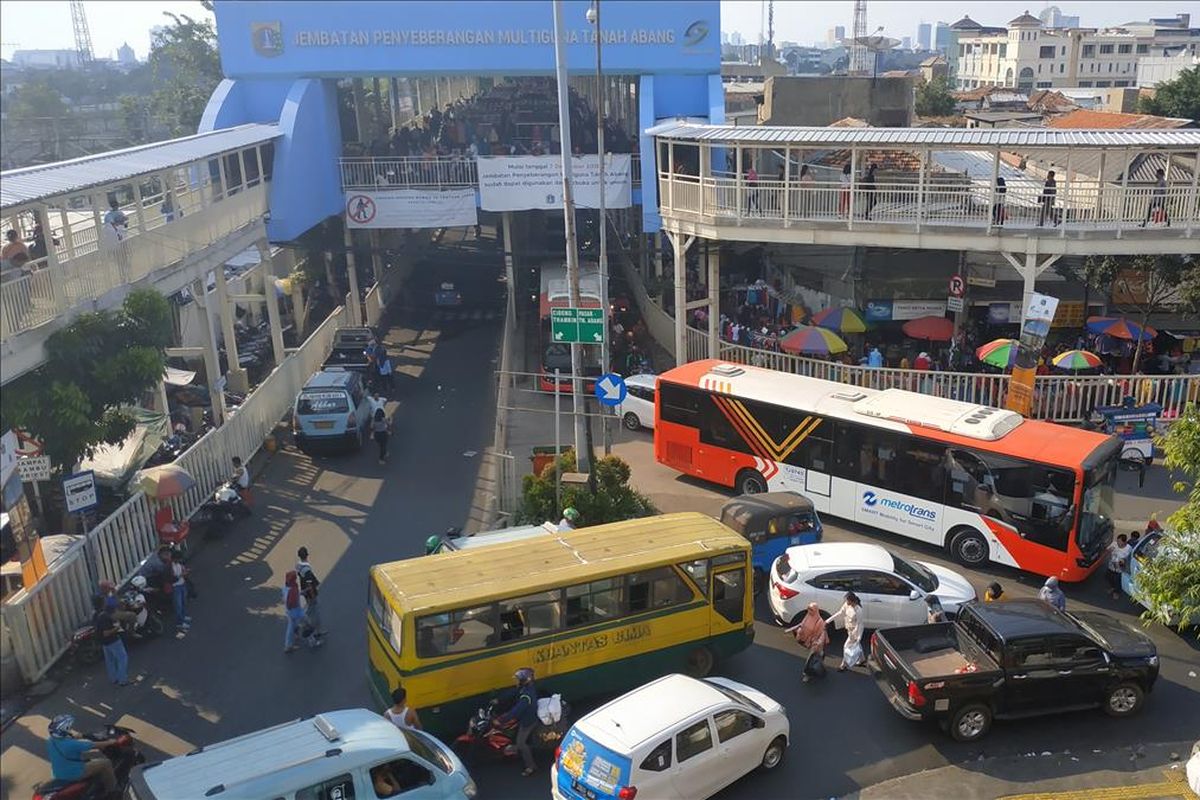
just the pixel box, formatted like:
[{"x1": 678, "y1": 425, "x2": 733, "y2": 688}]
[
  {"x1": 654, "y1": 360, "x2": 1121, "y2": 582},
  {"x1": 539, "y1": 263, "x2": 603, "y2": 392}
]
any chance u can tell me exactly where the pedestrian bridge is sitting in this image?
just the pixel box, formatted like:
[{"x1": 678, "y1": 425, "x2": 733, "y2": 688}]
[
  {"x1": 0, "y1": 125, "x2": 279, "y2": 383},
  {"x1": 647, "y1": 122, "x2": 1200, "y2": 257}
]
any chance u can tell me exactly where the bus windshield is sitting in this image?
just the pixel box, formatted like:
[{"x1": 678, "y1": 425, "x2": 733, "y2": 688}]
[{"x1": 1077, "y1": 457, "x2": 1117, "y2": 556}]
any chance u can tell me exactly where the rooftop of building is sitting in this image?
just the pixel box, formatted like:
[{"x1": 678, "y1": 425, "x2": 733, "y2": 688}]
[
  {"x1": 1009, "y1": 10, "x2": 1044, "y2": 27},
  {"x1": 1048, "y1": 109, "x2": 1195, "y2": 130}
]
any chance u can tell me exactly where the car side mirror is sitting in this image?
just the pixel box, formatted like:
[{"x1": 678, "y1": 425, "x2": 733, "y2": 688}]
[
  {"x1": 909, "y1": 590, "x2": 921, "y2": 601},
  {"x1": 751, "y1": 716, "x2": 765, "y2": 729}
]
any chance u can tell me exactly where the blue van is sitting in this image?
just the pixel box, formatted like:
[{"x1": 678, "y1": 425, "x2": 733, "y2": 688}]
[
  {"x1": 293, "y1": 370, "x2": 374, "y2": 453},
  {"x1": 719, "y1": 492, "x2": 823, "y2": 595}
]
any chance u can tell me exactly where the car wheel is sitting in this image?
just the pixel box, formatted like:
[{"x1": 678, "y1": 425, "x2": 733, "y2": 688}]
[
  {"x1": 760, "y1": 736, "x2": 787, "y2": 770},
  {"x1": 684, "y1": 646, "x2": 715, "y2": 678},
  {"x1": 753, "y1": 568, "x2": 767, "y2": 597},
  {"x1": 948, "y1": 527, "x2": 989, "y2": 568},
  {"x1": 622, "y1": 412, "x2": 641, "y2": 431},
  {"x1": 736, "y1": 469, "x2": 767, "y2": 495},
  {"x1": 1104, "y1": 682, "x2": 1145, "y2": 717},
  {"x1": 949, "y1": 703, "x2": 992, "y2": 742}
]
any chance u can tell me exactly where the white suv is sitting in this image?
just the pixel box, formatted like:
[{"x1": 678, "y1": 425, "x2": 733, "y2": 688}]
[
  {"x1": 618, "y1": 373, "x2": 657, "y2": 431},
  {"x1": 767, "y1": 542, "x2": 976, "y2": 629}
]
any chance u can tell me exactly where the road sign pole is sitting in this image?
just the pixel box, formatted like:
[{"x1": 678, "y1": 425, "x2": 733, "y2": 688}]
[
  {"x1": 31, "y1": 480, "x2": 44, "y2": 519},
  {"x1": 554, "y1": 369, "x2": 562, "y2": 513}
]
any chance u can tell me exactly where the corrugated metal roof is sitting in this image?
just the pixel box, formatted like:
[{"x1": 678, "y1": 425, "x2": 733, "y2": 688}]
[
  {"x1": 644, "y1": 121, "x2": 1200, "y2": 149},
  {"x1": 1, "y1": 124, "x2": 281, "y2": 211}
]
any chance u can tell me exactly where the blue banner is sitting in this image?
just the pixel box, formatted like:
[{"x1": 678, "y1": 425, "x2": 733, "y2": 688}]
[{"x1": 865, "y1": 300, "x2": 893, "y2": 322}]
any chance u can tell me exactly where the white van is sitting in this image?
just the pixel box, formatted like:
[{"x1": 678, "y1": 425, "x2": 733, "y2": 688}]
[
  {"x1": 127, "y1": 709, "x2": 477, "y2": 800},
  {"x1": 552, "y1": 674, "x2": 789, "y2": 800}
]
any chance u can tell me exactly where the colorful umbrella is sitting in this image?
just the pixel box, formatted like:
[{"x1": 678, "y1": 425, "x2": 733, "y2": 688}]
[
  {"x1": 779, "y1": 325, "x2": 848, "y2": 355},
  {"x1": 137, "y1": 464, "x2": 196, "y2": 500},
  {"x1": 902, "y1": 315, "x2": 955, "y2": 342},
  {"x1": 1051, "y1": 349, "x2": 1103, "y2": 371},
  {"x1": 1085, "y1": 316, "x2": 1156, "y2": 341},
  {"x1": 810, "y1": 306, "x2": 867, "y2": 334},
  {"x1": 975, "y1": 338, "x2": 1020, "y2": 369}
]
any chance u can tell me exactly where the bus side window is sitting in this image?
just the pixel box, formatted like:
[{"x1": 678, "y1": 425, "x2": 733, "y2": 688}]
[
  {"x1": 712, "y1": 568, "x2": 747, "y2": 624},
  {"x1": 659, "y1": 384, "x2": 703, "y2": 426},
  {"x1": 832, "y1": 422, "x2": 865, "y2": 480},
  {"x1": 679, "y1": 559, "x2": 709, "y2": 596},
  {"x1": 499, "y1": 590, "x2": 562, "y2": 641},
  {"x1": 416, "y1": 605, "x2": 495, "y2": 657},
  {"x1": 628, "y1": 566, "x2": 692, "y2": 613},
  {"x1": 565, "y1": 578, "x2": 624, "y2": 627}
]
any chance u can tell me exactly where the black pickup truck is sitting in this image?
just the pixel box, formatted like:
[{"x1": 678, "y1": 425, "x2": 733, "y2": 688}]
[
  {"x1": 322, "y1": 327, "x2": 377, "y2": 373},
  {"x1": 870, "y1": 598, "x2": 1159, "y2": 742}
]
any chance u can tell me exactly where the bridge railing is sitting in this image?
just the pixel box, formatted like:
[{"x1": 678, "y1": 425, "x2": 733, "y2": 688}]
[{"x1": 339, "y1": 153, "x2": 642, "y2": 191}]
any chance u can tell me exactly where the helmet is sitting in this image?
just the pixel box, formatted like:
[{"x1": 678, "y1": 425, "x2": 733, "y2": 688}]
[
  {"x1": 562, "y1": 507, "x2": 580, "y2": 523},
  {"x1": 48, "y1": 714, "x2": 75, "y2": 738},
  {"x1": 131, "y1": 575, "x2": 148, "y2": 590},
  {"x1": 514, "y1": 667, "x2": 535, "y2": 684},
  {"x1": 424, "y1": 535, "x2": 442, "y2": 555}
]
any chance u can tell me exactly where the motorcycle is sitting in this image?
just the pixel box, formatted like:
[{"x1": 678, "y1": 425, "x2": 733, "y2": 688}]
[
  {"x1": 190, "y1": 480, "x2": 251, "y2": 537},
  {"x1": 69, "y1": 587, "x2": 165, "y2": 666},
  {"x1": 33, "y1": 724, "x2": 145, "y2": 800},
  {"x1": 452, "y1": 697, "x2": 569, "y2": 763}
]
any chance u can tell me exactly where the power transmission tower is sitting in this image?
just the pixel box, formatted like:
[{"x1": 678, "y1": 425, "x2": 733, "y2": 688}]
[
  {"x1": 70, "y1": 0, "x2": 94, "y2": 65},
  {"x1": 849, "y1": 0, "x2": 869, "y2": 75}
]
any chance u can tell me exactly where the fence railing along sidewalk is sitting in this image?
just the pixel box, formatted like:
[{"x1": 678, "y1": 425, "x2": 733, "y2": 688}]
[{"x1": 0, "y1": 300, "x2": 352, "y2": 685}]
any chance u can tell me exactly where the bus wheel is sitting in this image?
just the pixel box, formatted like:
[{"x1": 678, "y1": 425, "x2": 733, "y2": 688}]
[
  {"x1": 684, "y1": 646, "x2": 715, "y2": 678},
  {"x1": 753, "y1": 568, "x2": 767, "y2": 596},
  {"x1": 948, "y1": 527, "x2": 989, "y2": 568},
  {"x1": 736, "y1": 469, "x2": 767, "y2": 495}
]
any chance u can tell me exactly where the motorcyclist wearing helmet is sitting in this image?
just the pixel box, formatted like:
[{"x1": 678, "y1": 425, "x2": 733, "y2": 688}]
[
  {"x1": 46, "y1": 714, "x2": 119, "y2": 796},
  {"x1": 494, "y1": 668, "x2": 540, "y2": 776},
  {"x1": 557, "y1": 507, "x2": 580, "y2": 532}
]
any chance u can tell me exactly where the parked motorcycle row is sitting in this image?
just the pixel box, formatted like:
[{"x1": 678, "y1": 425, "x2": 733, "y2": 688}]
[{"x1": 220, "y1": 318, "x2": 275, "y2": 383}]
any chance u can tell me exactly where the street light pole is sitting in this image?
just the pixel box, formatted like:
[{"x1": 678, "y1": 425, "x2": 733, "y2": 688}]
[
  {"x1": 552, "y1": 0, "x2": 588, "y2": 473},
  {"x1": 588, "y1": 0, "x2": 612, "y2": 456}
]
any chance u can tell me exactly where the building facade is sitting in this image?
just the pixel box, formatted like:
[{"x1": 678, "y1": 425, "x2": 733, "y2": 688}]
[{"x1": 917, "y1": 23, "x2": 932, "y2": 51}]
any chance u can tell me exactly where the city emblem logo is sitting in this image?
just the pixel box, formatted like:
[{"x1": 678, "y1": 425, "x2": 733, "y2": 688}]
[
  {"x1": 683, "y1": 20, "x2": 710, "y2": 47},
  {"x1": 251, "y1": 21, "x2": 284, "y2": 57}
]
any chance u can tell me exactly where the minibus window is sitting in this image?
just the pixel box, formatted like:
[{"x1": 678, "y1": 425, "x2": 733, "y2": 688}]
[
  {"x1": 713, "y1": 569, "x2": 747, "y2": 624},
  {"x1": 628, "y1": 567, "x2": 692, "y2": 613},
  {"x1": 416, "y1": 605, "x2": 495, "y2": 657},
  {"x1": 499, "y1": 590, "x2": 562, "y2": 641},
  {"x1": 679, "y1": 560, "x2": 709, "y2": 596},
  {"x1": 565, "y1": 578, "x2": 624, "y2": 627}
]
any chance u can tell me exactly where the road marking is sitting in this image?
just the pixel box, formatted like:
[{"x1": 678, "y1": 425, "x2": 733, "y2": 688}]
[{"x1": 998, "y1": 768, "x2": 1198, "y2": 800}]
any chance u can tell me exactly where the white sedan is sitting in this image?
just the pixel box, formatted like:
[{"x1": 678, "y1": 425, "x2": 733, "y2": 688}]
[
  {"x1": 767, "y1": 541, "x2": 977, "y2": 629},
  {"x1": 617, "y1": 373, "x2": 657, "y2": 431}
]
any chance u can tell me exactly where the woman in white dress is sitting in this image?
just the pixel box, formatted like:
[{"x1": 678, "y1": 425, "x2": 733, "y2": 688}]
[{"x1": 826, "y1": 591, "x2": 865, "y2": 672}]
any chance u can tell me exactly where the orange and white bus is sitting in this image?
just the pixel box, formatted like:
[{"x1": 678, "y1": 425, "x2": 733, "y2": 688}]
[
  {"x1": 654, "y1": 360, "x2": 1122, "y2": 582},
  {"x1": 539, "y1": 263, "x2": 603, "y2": 392}
]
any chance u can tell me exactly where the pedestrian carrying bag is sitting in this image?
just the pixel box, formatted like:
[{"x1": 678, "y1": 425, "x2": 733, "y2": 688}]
[
  {"x1": 843, "y1": 640, "x2": 864, "y2": 667},
  {"x1": 803, "y1": 651, "x2": 826, "y2": 679}
]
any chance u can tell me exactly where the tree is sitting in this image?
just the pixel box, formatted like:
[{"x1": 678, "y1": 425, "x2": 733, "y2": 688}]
[
  {"x1": 0, "y1": 290, "x2": 173, "y2": 476},
  {"x1": 1131, "y1": 403, "x2": 1200, "y2": 630},
  {"x1": 1138, "y1": 66, "x2": 1200, "y2": 121},
  {"x1": 518, "y1": 452, "x2": 657, "y2": 526},
  {"x1": 6, "y1": 80, "x2": 78, "y2": 161},
  {"x1": 147, "y1": 12, "x2": 223, "y2": 137},
  {"x1": 915, "y1": 76, "x2": 956, "y2": 117}
]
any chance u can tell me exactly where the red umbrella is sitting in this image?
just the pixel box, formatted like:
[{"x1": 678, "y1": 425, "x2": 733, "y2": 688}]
[{"x1": 902, "y1": 315, "x2": 955, "y2": 342}]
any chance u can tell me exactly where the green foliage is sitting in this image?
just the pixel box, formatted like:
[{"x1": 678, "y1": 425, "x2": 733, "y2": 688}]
[
  {"x1": 1137, "y1": 66, "x2": 1200, "y2": 122},
  {"x1": 915, "y1": 76, "x2": 956, "y2": 118},
  {"x1": 146, "y1": 12, "x2": 223, "y2": 138},
  {"x1": 518, "y1": 452, "x2": 658, "y2": 527},
  {"x1": 0, "y1": 290, "x2": 172, "y2": 474}
]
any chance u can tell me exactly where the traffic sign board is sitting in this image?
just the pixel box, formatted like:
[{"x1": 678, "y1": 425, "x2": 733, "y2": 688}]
[
  {"x1": 550, "y1": 307, "x2": 605, "y2": 344},
  {"x1": 594, "y1": 374, "x2": 627, "y2": 407},
  {"x1": 949, "y1": 275, "x2": 966, "y2": 298},
  {"x1": 947, "y1": 296, "x2": 965, "y2": 313},
  {"x1": 16, "y1": 455, "x2": 51, "y2": 483},
  {"x1": 62, "y1": 471, "x2": 98, "y2": 514}
]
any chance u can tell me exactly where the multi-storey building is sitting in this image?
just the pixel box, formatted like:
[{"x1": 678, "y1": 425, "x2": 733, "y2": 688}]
[{"x1": 955, "y1": 11, "x2": 1199, "y2": 91}]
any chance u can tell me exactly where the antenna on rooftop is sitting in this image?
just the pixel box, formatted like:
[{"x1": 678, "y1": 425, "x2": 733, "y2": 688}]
[
  {"x1": 70, "y1": 0, "x2": 94, "y2": 64},
  {"x1": 849, "y1": 0, "x2": 869, "y2": 74}
]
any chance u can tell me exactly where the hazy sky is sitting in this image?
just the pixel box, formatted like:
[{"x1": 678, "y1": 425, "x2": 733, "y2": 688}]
[{"x1": 1, "y1": 0, "x2": 1197, "y2": 63}]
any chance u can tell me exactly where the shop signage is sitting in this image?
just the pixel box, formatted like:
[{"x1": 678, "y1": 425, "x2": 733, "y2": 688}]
[
  {"x1": 1051, "y1": 301, "x2": 1085, "y2": 329},
  {"x1": 477, "y1": 155, "x2": 631, "y2": 212},
  {"x1": 16, "y1": 456, "x2": 51, "y2": 483},
  {"x1": 345, "y1": 188, "x2": 478, "y2": 229}
]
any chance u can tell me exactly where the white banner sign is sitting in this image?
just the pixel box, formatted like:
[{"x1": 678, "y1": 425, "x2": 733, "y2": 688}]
[
  {"x1": 476, "y1": 155, "x2": 632, "y2": 212},
  {"x1": 345, "y1": 188, "x2": 478, "y2": 229},
  {"x1": 16, "y1": 456, "x2": 51, "y2": 483},
  {"x1": 892, "y1": 300, "x2": 947, "y2": 320}
]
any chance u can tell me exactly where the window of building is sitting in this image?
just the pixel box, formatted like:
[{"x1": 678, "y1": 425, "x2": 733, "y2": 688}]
[
  {"x1": 1136, "y1": 44, "x2": 1149, "y2": 54},
  {"x1": 1078, "y1": 81, "x2": 1093, "y2": 87},
  {"x1": 1039, "y1": 45, "x2": 1056, "y2": 59},
  {"x1": 1061, "y1": 46, "x2": 1066, "y2": 55},
  {"x1": 1114, "y1": 80, "x2": 1129, "y2": 87},
  {"x1": 1036, "y1": 81, "x2": 1053, "y2": 88},
  {"x1": 1095, "y1": 80, "x2": 1111, "y2": 87},
  {"x1": 1099, "y1": 44, "x2": 1114, "y2": 54},
  {"x1": 1108, "y1": 63, "x2": 1114, "y2": 72},
  {"x1": 1060, "y1": 64, "x2": 1065, "y2": 73},
  {"x1": 1082, "y1": 44, "x2": 1095, "y2": 57},
  {"x1": 1117, "y1": 44, "x2": 1132, "y2": 54},
  {"x1": 999, "y1": 43, "x2": 1007, "y2": 57}
]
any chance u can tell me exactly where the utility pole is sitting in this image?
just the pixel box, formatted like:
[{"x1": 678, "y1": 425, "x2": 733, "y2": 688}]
[
  {"x1": 552, "y1": 0, "x2": 588, "y2": 474},
  {"x1": 588, "y1": 0, "x2": 612, "y2": 456}
]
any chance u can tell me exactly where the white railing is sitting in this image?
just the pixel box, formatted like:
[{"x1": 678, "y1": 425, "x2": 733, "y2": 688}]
[
  {"x1": 716, "y1": 341, "x2": 1197, "y2": 422},
  {"x1": 339, "y1": 153, "x2": 642, "y2": 191},
  {"x1": 686, "y1": 326, "x2": 709, "y2": 363},
  {"x1": 0, "y1": 299, "x2": 354, "y2": 684},
  {"x1": 1, "y1": 183, "x2": 269, "y2": 342},
  {"x1": 660, "y1": 172, "x2": 1199, "y2": 235}
]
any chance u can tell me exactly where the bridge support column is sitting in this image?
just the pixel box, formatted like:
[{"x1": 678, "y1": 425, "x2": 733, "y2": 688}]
[
  {"x1": 192, "y1": 278, "x2": 226, "y2": 426},
  {"x1": 707, "y1": 242, "x2": 720, "y2": 359},
  {"x1": 653, "y1": 231, "x2": 663, "y2": 279},
  {"x1": 213, "y1": 262, "x2": 249, "y2": 395},
  {"x1": 343, "y1": 225, "x2": 364, "y2": 325},
  {"x1": 502, "y1": 212, "x2": 517, "y2": 333},
  {"x1": 256, "y1": 241, "x2": 286, "y2": 367},
  {"x1": 666, "y1": 230, "x2": 695, "y2": 365},
  {"x1": 1002, "y1": 252, "x2": 1062, "y2": 326}
]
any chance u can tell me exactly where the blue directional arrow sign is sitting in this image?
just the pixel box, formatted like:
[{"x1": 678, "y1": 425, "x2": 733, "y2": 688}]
[{"x1": 594, "y1": 373, "x2": 627, "y2": 407}]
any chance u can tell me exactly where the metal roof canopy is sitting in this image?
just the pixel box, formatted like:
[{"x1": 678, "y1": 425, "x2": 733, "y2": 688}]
[
  {"x1": 1, "y1": 123, "x2": 281, "y2": 212},
  {"x1": 644, "y1": 121, "x2": 1200, "y2": 149}
]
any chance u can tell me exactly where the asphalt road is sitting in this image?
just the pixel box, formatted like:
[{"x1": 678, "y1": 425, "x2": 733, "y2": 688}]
[{"x1": 3, "y1": 250, "x2": 1196, "y2": 800}]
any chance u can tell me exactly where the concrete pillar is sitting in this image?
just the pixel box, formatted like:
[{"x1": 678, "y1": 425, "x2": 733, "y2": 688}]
[
  {"x1": 193, "y1": 278, "x2": 226, "y2": 426},
  {"x1": 257, "y1": 241, "x2": 286, "y2": 366},
  {"x1": 370, "y1": 229, "x2": 384, "y2": 286},
  {"x1": 502, "y1": 212, "x2": 517, "y2": 331},
  {"x1": 34, "y1": 205, "x2": 63, "y2": 311},
  {"x1": 343, "y1": 225, "x2": 364, "y2": 324},
  {"x1": 213, "y1": 264, "x2": 249, "y2": 394},
  {"x1": 707, "y1": 242, "x2": 720, "y2": 359},
  {"x1": 1021, "y1": 252, "x2": 1037, "y2": 326},
  {"x1": 672, "y1": 233, "x2": 687, "y2": 365},
  {"x1": 653, "y1": 230, "x2": 663, "y2": 279}
]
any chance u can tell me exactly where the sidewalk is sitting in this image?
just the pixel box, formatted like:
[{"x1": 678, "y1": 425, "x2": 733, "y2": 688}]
[{"x1": 852, "y1": 741, "x2": 1198, "y2": 800}]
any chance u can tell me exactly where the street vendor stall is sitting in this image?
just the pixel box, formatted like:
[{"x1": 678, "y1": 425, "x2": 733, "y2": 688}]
[{"x1": 1091, "y1": 400, "x2": 1161, "y2": 466}]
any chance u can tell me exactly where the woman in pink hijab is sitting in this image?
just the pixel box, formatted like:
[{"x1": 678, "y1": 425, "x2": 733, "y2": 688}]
[{"x1": 788, "y1": 602, "x2": 829, "y2": 681}]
